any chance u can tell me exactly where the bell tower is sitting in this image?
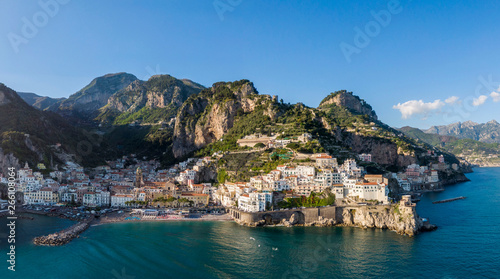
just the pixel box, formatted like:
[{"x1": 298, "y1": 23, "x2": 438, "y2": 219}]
[{"x1": 135, "y1": 167, "x2": 143, "y2": 188}]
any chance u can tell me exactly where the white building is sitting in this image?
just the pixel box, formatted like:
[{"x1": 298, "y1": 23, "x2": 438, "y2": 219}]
[
  {"x1": 111, "y1": 194, "x2": 134, "y2": 207},
  {"x1": 294, "y1": 184, "x2": 329, "y2": 196},
  {"x1": 428, "y1": 170, "x2": 439, "y2": 183},
  {"x1": 315, "y1": 154, "x2": 338, "y2": 168},
  {"x1": 399, "y1": 179, "x2": 411, "y2": 192},
  {"x1": 358, "y1": 153, "x2": 372, "y2": 162},
  {"x1": 238, "y1": 192, "x2": 272, "y2": 212},
  {"x1": 346, "y1": 182, "x2": 389, "y2": 204},
  {"x1": 61, "y1": 191, "x2": 78, "y2": 203},
  {"x1": 24, "y1": 188, "x2": 59, "y2": 205},
  {"x1": 315, "y1": 169, "x2": 341, "y2": 186}
]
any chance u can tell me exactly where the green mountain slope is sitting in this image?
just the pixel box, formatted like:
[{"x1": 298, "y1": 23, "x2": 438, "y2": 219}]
[
  {"x1": 96, "y1": 75, "x2": 204, "y2": 125},
  {"x1": 399, "y1": 126, "x2": 500, "y2": 166},
  {"x1": 0, "y1": 84, "x2": 105, "y2": 172}
]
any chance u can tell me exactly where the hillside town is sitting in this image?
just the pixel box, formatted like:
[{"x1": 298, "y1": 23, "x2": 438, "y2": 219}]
[{"x1": 0, "y1": 150, "x2": 460, "y2": 214}]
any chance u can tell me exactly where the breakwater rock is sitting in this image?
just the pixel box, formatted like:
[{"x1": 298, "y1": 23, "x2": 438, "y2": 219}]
[
  {"x1": 230, "y1": 196, "x2": 433, "y2": 236},
  {"x1": 33, "y1": 218, "x2": 92, "y2": 246}
]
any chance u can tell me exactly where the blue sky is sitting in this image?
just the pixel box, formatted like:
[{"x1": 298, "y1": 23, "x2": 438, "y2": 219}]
[{"x1": 1, "y1": 0, "x2": 499, "y2": 129}]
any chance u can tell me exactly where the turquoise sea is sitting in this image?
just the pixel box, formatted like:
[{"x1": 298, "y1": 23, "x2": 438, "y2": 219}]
[{"x1": 1, "y1": 167, "x2": 499, "y2": 279}]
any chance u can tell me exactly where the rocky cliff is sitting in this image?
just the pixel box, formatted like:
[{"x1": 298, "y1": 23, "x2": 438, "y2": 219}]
[
  {"x1": 335, "y1": 205, "x2": 423, "y2": 236},
  {"x1": 0, "y1": 147, "x2": 20, "y2": 175},
  {"x1": 319, "y1": 90, "x2": 378, "y2": 120},
  {"x1": 328, "y1": 126, "x2": 417, "y2": 167},
  {"x1": 172, "y1": 80, "x2": 272, "y2": 158},
  {"x1": 97, "y1": 75, "x2": 204, "y2": 124}
]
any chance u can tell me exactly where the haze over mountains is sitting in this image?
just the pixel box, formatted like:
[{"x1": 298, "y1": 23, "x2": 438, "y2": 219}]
[
  {"x1": 48, "y1": 73, "x2": 139, "y2": 117},
  {"x1": 425, "y1": 120, "x2": 500, "y2": 144},
  {"x1": 1, "y1": 72, "x2": 479, "y2": 176},
  {"x1": 17, "y1": 92, "x2": 65, "y2": 111},
  {"x1": 399, "y1": 121, "x2": 500, "y2": 167}
]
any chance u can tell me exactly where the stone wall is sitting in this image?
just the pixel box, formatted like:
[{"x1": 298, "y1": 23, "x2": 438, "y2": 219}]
[
  {"x1": 229, "y1": 206, "x2": 337, "y2": 226},
  {"x1": 230, "y1": 203, "x2": 434, "y2": 236}
]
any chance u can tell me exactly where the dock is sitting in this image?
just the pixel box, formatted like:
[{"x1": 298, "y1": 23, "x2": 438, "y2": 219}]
[{"x1": 432, "y1": 196, "x2": 466, "y2": 204}]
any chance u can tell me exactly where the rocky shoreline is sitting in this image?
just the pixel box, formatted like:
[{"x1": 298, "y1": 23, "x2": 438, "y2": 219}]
[
  {"x1": 233, "y1": 197, "x2": 437, "y2": 237},
  {"x1": 235, "y1": 209, "x2": 437, "y2": 236}
]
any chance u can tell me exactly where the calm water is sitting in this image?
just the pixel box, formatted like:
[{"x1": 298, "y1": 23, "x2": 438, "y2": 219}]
[{"x1": 1, "y1": 168, "x2": 499, "y2": 279}]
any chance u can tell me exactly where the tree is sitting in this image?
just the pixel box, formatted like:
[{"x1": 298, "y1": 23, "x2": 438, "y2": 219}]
[
  {"x1": 254, "y1": 143, "x2": 266, "y2": 148},
  {"x1": 286, "y1": 142, "x2": 301, "y2": 150},
  {"x1": 217, "y1": 169, "x2": 229, "y2": 183}
]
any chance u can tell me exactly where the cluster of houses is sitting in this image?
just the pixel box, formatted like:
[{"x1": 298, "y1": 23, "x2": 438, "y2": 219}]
[
  {"x1": 5, "y1": 156, "x2": 215, "y2": 208},
  {"x1": 2, "y1": 148, "x2": 456, "y2": 213},
  {"x1": 392, "y1": 155, "x2": 458, "y2": 192},
  {"x1": 214, "y1": 154, "x2": 391, "y2": 212}
]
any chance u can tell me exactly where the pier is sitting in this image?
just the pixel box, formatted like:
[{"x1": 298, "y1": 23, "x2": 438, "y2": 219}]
[
  {"x1": 432, "y1": 196, "x2": 466, "y2": 204},
  {"x1": 33, "y1": 217, "x2": 93, "y2": 246}
]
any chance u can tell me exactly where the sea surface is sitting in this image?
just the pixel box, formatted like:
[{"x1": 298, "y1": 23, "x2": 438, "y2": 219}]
[{"x1": 1, "y1": 167, "x2": 499, "y2": 279}]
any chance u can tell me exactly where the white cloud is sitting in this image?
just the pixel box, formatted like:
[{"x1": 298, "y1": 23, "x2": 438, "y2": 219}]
[
  {"x1": 472, "y1": 95, "x2": 488, "y2": 106},
  {"x1": 393, "y1": 99, "x2": 445, "y2": 119},
  {"x1": 445, "y1": 96, "x2": 460, "y2": 104},
  {"x1": 491, "y1": 91, "x2": 500, "y2": 102}
]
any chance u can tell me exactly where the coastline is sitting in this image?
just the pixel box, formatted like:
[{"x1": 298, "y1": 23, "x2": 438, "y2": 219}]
[
  {"x1": 93, "y1": 213, "x2": 233, "y2": 226},
  {"x1": 14, "y1": 171, "x2": 475, "y2": 244}
]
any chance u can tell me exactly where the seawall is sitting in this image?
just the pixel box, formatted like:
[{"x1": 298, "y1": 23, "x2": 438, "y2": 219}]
[{"x1": 229, "y1": 199, "x2": 435, "y2": 236}]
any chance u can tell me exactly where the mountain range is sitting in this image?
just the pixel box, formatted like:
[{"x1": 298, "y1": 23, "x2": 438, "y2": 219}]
[
  {"x1": 3, "y1": 72, "x2": 469, "y2": 177},
  {"x1": 0, "y1": 83, "x2": 104, "y2": 173},
  {"x1": 425, "y1": 120, "x2": 500, "y2": 144},
  {"x1": 399, "y1": 124, "x2": 500, "y2": 167}
]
